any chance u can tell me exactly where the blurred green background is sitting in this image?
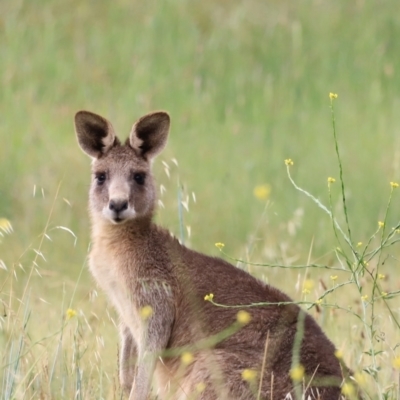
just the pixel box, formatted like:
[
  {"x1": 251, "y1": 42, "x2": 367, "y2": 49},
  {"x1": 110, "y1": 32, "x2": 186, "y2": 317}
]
[
  {"x1": 1, "y1": 0, "x2": 400, "y2": 396},
  {"x1": 2, "y1": 0, "x2": 400, "y2": 264}
]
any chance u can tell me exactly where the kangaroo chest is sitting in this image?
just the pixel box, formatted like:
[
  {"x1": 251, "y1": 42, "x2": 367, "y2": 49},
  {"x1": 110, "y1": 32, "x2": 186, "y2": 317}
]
[{"x1": 89, "y1": 241, "x2": 143, "y2": 341}]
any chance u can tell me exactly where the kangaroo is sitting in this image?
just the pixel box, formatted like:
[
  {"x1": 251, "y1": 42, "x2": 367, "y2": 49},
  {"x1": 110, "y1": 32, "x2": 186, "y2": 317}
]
[{"x1": 75, "y1": 110, "x2": 348, "y2": 400}]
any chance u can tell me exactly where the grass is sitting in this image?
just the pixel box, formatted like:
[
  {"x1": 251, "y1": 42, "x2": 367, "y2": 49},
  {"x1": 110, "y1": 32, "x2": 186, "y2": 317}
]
[{"x1": 1, "y1": 0, "x2": 400, "y2": 398}]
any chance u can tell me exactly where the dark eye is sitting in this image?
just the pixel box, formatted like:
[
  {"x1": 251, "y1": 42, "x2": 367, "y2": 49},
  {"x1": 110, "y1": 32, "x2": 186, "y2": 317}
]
[
  {"x1": 96, "y1": 173, "x2": 106, "y2": 185},
  {"x1": 133, "y1": 173, "x2": 145, "y2": 185}
]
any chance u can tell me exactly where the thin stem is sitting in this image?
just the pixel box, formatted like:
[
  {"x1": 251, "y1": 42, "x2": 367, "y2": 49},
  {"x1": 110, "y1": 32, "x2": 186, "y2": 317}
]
[{"x1": 330, "y1": 100, "x2": 353, "y2": 244}]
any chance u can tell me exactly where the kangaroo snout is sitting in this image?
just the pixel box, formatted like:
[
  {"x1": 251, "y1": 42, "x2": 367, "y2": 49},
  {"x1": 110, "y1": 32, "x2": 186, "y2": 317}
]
[
  {"x1": 105, "y1": 198, "x2": 132, "y2": 223},
  {"x1": 109, "y1": 199, "x2": 128, "y2": 213},
  {"x1": 107, "y1": 198, "x2": 129, "y2": 222}
]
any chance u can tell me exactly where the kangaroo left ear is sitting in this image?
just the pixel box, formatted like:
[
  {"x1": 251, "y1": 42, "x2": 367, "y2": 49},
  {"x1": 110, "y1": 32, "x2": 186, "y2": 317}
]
[
  {"x1": 75, "y1": 111, "x2": 117, "y2": 159},
  {"x1": 129, "y1": 111, "x2": 170, "y2": 160}
]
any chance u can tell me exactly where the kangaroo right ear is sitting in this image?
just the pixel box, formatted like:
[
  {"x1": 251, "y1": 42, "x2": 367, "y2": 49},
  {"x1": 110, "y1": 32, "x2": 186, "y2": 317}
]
[
  {"x1": 74, "y1": 111, "x2": 117, "y2": 158},
  {"x1": 129, "y1": 111, "x2": 170, "y2": 160}
]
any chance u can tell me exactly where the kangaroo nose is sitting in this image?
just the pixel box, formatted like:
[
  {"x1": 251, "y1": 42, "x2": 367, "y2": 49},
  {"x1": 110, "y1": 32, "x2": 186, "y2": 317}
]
[{"x1": 109, "y1": 199, "x2": 128, "y2": 213}]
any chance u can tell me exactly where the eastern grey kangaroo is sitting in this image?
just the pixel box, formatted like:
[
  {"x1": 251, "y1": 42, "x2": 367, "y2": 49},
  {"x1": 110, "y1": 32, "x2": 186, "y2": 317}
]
[{"x1": 75, "y1": 110, "x2": 348, "y2": 400}]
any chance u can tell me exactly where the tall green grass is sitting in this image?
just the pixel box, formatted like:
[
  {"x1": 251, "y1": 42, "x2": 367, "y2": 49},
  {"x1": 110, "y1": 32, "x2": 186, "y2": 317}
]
[{"x1": 1, "y1": 0, "x2": 400, "y2": 398}]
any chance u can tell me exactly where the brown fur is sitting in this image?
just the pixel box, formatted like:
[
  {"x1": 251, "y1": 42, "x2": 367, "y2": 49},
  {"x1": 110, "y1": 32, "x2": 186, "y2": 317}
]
[{"x1": 75, "y1": 110, "x2": 347, "y2": 400}]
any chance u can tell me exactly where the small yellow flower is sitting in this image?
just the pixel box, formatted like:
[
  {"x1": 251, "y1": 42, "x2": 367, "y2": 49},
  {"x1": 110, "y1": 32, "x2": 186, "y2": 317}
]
[
  {"x1": 329, "y1": 92, "x2": 338, "y2": 100},
  {"x1": 392, "y1": 356, "x2": 400, "y2": 370},
  {"x1": 140, "y1": 305, "x2": 153, "y2": 320},
  {"x1": 236, "y1": 310, "x2": 252, "y2": 325},
  {"x1": 361, "y1": 295, "x2": 368, "y2": 301},
  {"x1": 396, "y1": 229, "x2": 400, "y2": 234},
  {"x1": 334, "y1": 350, "x2": 343, "y2": 359},
  {"x1": 253, "y1": 184, "x2": 271, "y2": 201},
  {"x1": 284, "y1": 159, "x2": 294, "y2": 166},
  {"x1": 330, "y1": 275, "x2": 338, "y2": 281},
  {"x1": 181, "y1": 351, "x2": 194, "y2": 365},
  {"x1": 390, "y1": 182, "x2": 399, "y2": 188},
  {"x1": 315, "y1": 299, "x2": 323, "y2": 305},
  {"x1": 195, "y1": 382, "x2": 206, "y2": 393},
  {"x1": 303, "y1": 279, "x2": 315, "y2": 291},
  {"x1": 378, "y1": 221, "x2": 384, "y2": 228},
  {"x1": 341, "y1": 382, "x2": 355, "y2": 396},
  {"x1": 378, "y1": 274, "x2": 385, "y2": 280},
  {"x1": 381, "y1": 292, "x2": 388, "y2": 297},
  {"x1": 289, "y1": 364, "x2": 305, "y2": 382},
  {"x1": 302, "y1": 288, "x2": 311, "y2": 294},
  {"x1": 356, "y1": 242, "x2": 363, "y2": 247},
  {"x1": 204, "y1": 293, "x2": 214, "y2": 302},
  {"x1": 242, "y1": 369, "x2": 257, "y2": 382},
  {"x1": 354, "y1": 371, "x2": 367, "y2": 386},
  {"x1": 66, "y1": 308, "x2": 77, "y2": 320},
  {"x1": 215, "y1": 242, "x2": 225, "y2": 250},
  {"x1": 327, "y1": 177, "x2": 336, "y2": 184}
]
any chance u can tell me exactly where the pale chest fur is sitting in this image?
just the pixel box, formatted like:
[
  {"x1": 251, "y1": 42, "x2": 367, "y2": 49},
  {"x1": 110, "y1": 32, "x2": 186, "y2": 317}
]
[{"x1": 89, "y1": 237, "x2": 144, "y2": 343}]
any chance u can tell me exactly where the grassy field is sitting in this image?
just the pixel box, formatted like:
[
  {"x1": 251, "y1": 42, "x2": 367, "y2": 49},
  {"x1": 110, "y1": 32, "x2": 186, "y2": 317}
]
[{"x1": 1, "y1": 0, "x2": 400, "y2": 398}]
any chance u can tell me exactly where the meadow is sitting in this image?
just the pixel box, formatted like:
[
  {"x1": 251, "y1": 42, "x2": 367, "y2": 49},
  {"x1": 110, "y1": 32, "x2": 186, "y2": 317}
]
[{"x1": 1, "y1": 0, "x2": 400, "y2": 398}]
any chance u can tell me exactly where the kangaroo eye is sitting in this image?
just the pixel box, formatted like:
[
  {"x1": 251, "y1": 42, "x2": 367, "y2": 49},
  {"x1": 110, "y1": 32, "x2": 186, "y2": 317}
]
[
  {"x1": 133, "y1": 173, "x2": 145, "y2": 185},
  {"x1": 96, "y1": 173, "x2": 106, "y2": 185}
]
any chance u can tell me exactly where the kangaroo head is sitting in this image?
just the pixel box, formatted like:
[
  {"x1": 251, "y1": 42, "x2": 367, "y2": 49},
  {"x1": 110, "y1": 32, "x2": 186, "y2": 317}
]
[{"x1": 74, "y1": 110, "x2": 170, "y2": 224}]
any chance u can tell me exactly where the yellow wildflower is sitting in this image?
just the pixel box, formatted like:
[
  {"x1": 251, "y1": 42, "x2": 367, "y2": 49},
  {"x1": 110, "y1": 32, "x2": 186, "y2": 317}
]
[
  {"x1": 66, "y1": 308, "x2": 77, "y2": 320},
  {"x1": 181, "y1": 351, "x2": 194, "y2": 365},
  {"x1": 236, "y1": 310, "x2": 252, "y2": 325},
  {"x1": 334, "y1": 350, "x2": 343, "y2": 359},
  {"x1": 204, "y1": 293, "x2": 214, "y2": 302},
  {"x1": 378, "y1": 221, "x2": 384, "y2": 228},
  {"x1": 327, "y1": 177, "x2": 336, "y2": 184},
  {"x1": 390, "y1": 182, "x2": 399, "y2": 188},
  {"x1": 242, "y1": 369, "x2": 257, "y2": 382},
  {"x1": 392, "y1": 356, "x2": 400, "y2": 370},
  {"x1": 354, "y1": 371, "x2": 366, "y2": 386},
  {"x1": 315, "y1": 299, "x2": 323, "y2": 305},
  {"x1": 361, "y1": 295, "x2": 368, "y2": 301},
  {"x1": 381, "y1": 292, "x2": 388, "y2": 297},
  {"x1": 215, "y1": 242, "x2": 225, "y2": 250},
  {"x1": 253, "y1": 184, "x2": 271, "y2": 201},
  {"x1": 378, "y1": 274, "x2": 385, "y2": 280},
  {"x1": 284, "y1": 159, "x2": 294, "y2": 166},
  {"x1": 303, "y1": 279, "x2": 314, "y2": 291},
  {"x1": 140, "y1": 305, "x2": 153, "y2": 320},
  {"x1": 289, "y1": 364, "x2": 305, "y2": 381},
  {"x1": 330, "y1": 275, "x2": 338, "y2": 281},
  {"x1": 329, "y1": 93, "x2": 338, "y2": 100},
  {"x1": 341, "y1": 382, "x2": 355, "y2": 396},
  {"x1": 356, "y1": 242, "x2": 362, "y2": 247}
]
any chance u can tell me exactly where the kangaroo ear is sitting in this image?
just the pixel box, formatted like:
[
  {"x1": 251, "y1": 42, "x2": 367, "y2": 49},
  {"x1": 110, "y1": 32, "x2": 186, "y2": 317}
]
[
  {"x1": 74, "y1": 111, "x2": 117, "y2": 158},
  {"x1": 129, "y1": 111, "x2": 170, "y2": 160}
]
